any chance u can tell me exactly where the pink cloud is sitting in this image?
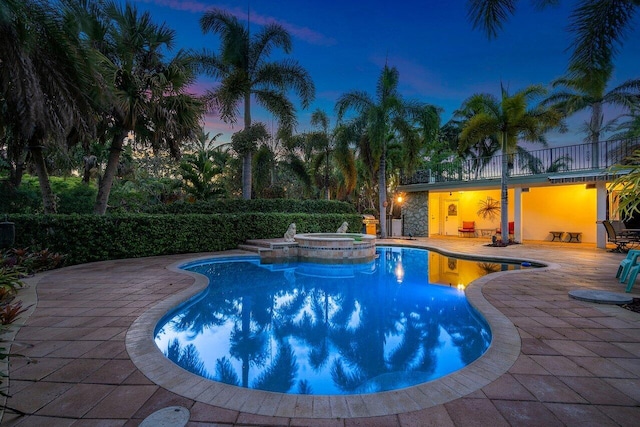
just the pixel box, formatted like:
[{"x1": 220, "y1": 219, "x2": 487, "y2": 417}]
[{"x1": 140, "y1": 0, "x2": 335, "y2": 46}]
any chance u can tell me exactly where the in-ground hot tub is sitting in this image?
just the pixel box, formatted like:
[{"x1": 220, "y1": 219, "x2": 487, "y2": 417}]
[{"x1": 294, "y1": 232, "x2": 376, "y2": 262}]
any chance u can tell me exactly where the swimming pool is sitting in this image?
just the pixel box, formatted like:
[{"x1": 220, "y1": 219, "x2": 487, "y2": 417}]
[{"x1": 154, "y1": 246, "x2": 527, "y2": 395}]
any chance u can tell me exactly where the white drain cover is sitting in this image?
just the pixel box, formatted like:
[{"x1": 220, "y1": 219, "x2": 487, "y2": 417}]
[{"x1": 140, "y1": 406, "x2": 190, "y2": 427}]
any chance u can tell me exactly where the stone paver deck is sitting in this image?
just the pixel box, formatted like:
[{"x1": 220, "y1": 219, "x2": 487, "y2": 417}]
[{"x1": 2, "y1": 238, "x2": 639, "y2": 426}]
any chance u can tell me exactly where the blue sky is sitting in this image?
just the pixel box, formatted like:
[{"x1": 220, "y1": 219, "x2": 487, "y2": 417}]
[{"x1": 134, "y1": 0, "x2": 640, "y2": 146}]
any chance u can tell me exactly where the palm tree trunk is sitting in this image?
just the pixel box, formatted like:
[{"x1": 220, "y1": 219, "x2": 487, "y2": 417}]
[
  {"x1": 325, "y1": 149, "x2": 330, "y2": 200},
  {"x1": 500, "y1": 135, "x2": 509, "y2": 244},
  {"x1": 242, "y1": 92, "x2": 252, "y2": 200},
  {"x1": 379, "y1": 150, "x2": 387, "y2": 238},
  {"x1": 9, "y1": 149, "x2": 28, "y2": 188},
  {"x1": 29, "y1": 141, "x2": 57, "y2": 214},
  {"x1": 94, "y1": 130, "x2": 128, "y2": 214},
  {"x1": 590, "y1": 101, "x2": 602, "y2": 169}
]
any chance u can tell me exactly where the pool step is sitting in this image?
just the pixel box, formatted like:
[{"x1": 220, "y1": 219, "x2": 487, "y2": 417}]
[
  {"x1": 237, "y1": 243, "x2": 265, "y2": 254},
  {"x1": 238, "y1": 238, "x2": 299, "y2": 261}
]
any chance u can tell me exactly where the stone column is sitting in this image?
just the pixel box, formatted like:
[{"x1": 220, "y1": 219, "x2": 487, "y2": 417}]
[{"x1": 402, "y1": 191, "x2": 429, "y2": 237}]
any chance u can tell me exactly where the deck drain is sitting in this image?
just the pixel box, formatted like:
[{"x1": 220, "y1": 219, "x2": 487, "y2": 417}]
[
  {"x1": 568, "y1": 289, "x2": 633, "y2": 304},
  {"x1": 140, "y1": 406, "x2": 190, "y2": 427}
]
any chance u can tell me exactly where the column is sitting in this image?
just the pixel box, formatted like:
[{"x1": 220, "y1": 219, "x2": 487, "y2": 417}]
[
  {"x1": 514, "y1": 187, "x2": 523, "y2": 242},
  {"x1": 596, "y1": 181, "x2": 607, "y2": 249}
]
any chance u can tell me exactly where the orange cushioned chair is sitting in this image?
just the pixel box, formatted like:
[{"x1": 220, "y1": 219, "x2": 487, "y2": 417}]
[
  {"x1": 458, "y1": 221, "x2": 476, "y2": 237},
  {"x1": 496, "y1": 221, "x2": 515, "y2": 239}
]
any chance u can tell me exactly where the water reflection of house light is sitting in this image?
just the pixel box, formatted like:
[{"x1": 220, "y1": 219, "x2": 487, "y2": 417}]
[{"x1": 395, "y1": 264, "x2": 405, "y2": 283}]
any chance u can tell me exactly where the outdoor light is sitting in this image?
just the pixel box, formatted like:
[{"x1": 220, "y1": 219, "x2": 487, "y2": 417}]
[{"x1": 396, "y1": 195, "x2": 403, "y2": 204}]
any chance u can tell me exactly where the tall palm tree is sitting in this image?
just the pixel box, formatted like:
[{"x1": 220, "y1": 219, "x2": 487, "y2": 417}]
[
  {"x1": 544, "y1": 65, "x2": 640, "y2": 168},
  {"x1": 459, "y1": 85, "x2": 563, "y2": 244},
  {"x1": 91, "y1": 1, "x2": 203, "y2": 214},
  {"x1": 0, "y1": 0, "x2": 98, "y2": 212},
  {"x1": 198, "y1": 9, "x2": 315, "y2": 199},
  {"x1": 449, "y1": 101, "x2": 501, "y2": 179},
  {"x1": 467, "y1": 0, "x2": 638, "y2": 71},
  {"x1": 337, "y1": 65, "x2": 439, "y2": 238}
]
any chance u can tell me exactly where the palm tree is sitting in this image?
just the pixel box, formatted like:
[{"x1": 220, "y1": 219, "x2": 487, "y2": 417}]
[
  {"x1": 91, "y1": 1, "x2": 203, "y2": 214},
  {"x1": 336, "y1": 65, "x2": 437, "y2": 238},
  {"x1": 467, "y1": 0, "x2": 638, "y2": 71},
  {"x1": 459, "y1": 85, "x2": 563, "y2": 244},
  {"x1": 449, "y1": 101, "x2": 501, "y2": 180},
  {"x1": 544, "y1": 65, "x2": 640, "y2": 168},
  {"x1": 198, "y1": 9, "x2": 315, "y2": 199},
  {"x1": 308, "y1": 109, "x2": 335, "y2": 199},
  {"x1": 0, "y1": 0, "x2": 99, "y2": 212}
]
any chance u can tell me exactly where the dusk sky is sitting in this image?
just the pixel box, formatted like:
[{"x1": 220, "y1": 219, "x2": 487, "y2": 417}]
[{"x1": 134, "y1": 0, "x2": 640, "y2": 146}]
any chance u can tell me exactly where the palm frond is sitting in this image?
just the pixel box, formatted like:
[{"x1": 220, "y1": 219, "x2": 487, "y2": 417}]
[
  {"x1": 466, "y1": 0, "x2": 517, "y2": 39},
  {"x1": 568, "y1": 0, "x2": 636, "y2": 70}
]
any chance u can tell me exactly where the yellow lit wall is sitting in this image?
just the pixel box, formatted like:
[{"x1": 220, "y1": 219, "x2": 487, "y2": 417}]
[
  {"x1": 456, "y1": 190, "x2": 511, "y2": 231},
  {"x1": 522, "y1": 184, "x2": 597, "y2": 242}
]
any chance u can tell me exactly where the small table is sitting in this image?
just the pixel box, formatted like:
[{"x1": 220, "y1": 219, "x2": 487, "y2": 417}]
[
  {"x1": 621, "y1": 229, "x2": 640, "y2": 240},
  {"x1": 550, "y1": 231, "x2": 564, "y2": 242},
  {"x1": 566, "y1": 232, "x2": 582, "y2": 243},
  {"x1": 477, "y1": 228, "x2": 495, "y2": 237}
]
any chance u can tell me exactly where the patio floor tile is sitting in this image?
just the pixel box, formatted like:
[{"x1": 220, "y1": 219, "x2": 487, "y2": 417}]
[
  {"x1": 558, "y1": 376, "x2": 639, "y2": 406},
  {"x1": 544, "y1": 402, "x2": 618, "y2": 426},
  {"x1": 444, "y1": 398, "x2": 509, "y2": 427},
  {"x1": 480, "y1": 374, "x2": 535, "y2": 401},
  {"x1": 493, "y1": 400, "x2": 563, "y2": 426},
  {"x1": 36, "y1": 383, "x2": 115, "y2": 418},
  {"x1": 513, "y1": 374, "x2": 588, "y2": 403},
  {"x1": 83, "y1": 385, "x2": 158, "y2": 419}
]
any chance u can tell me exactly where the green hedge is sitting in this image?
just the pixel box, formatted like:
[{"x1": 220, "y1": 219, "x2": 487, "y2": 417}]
[
  {"x1": 142, "y1": 199, "x2": 357, "y2": 214},
  {"x1": 7, "y1": 213, "x2": 364, "y2": 265}
]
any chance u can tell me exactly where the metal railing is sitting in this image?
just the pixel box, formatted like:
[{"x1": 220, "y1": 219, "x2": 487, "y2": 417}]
[{"x1": 401, "y1": 138, "x2": 639, "y2": 185}]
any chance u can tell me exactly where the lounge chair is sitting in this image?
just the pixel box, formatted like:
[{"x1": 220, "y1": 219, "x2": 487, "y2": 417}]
[
  {"x1": 458, "y1": 221, "x2": 476, "y2": 237},
  {"x1": 617, "y1": 249, "x2": 640, "y2": 283},
  {"x1": 495, "y1": 221, "x2": 515, "y2": 240},
  {"x1": 602, "y1": 220, "x2": 632, "y2": 253}
]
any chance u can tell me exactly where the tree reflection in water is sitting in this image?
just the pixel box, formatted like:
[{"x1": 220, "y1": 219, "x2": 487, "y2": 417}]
[{"x1": 155, "y1": 247, "x2": 518, "y2": 395}]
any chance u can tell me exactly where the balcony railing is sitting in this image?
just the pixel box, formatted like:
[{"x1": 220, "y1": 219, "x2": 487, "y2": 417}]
[{"x1": 400, "y1": 138, "x2": 639, "y2": 186}]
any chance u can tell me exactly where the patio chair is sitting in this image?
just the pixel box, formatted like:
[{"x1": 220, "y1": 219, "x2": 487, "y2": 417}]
[
  {"x1": 617, "y1": 249, "x2": 640, "y2": 283},
  {"x1": 495, "y1": 221, "x2": 515, "y2": 240},
  {"x1": 625, "y1": 263, "x2": 639, "y2": 292},
  {"x1": 602, "y1": 220, "x2": 632, "y2": 253},
  {"x1": 458, "y1": 221, "x2": 476, "y2": 237}
]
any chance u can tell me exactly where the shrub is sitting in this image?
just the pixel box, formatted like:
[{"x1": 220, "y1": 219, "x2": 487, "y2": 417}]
[{"x1": 7, "y1": 213, "x2": 363, "y2": 265}]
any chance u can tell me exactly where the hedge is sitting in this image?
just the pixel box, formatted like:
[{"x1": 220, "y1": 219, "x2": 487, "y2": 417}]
[
  {"x1": 6, "y1": 213, "x2": 364, "y2": 265},
  {"x1": 142, "y1": 199, "x2": 357, "y2": 214}
]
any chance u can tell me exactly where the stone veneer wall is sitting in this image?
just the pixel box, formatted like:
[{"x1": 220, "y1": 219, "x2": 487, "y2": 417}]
[{"x1": 402, "y1": 191, "x2": 429, "y2": 237}]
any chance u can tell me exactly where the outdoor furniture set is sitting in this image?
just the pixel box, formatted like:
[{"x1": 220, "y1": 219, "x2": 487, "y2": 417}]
[
  {"x1": 457, "y1": 221, "x2": 515, "y2": 239},
  {"x1": 601, "y1": 220, "x2": 640, "y2": 253}
]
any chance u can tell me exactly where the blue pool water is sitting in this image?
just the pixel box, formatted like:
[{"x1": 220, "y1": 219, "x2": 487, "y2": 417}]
[{"x1": 154, "y1": 246, "x2": 514, "y2": 395}]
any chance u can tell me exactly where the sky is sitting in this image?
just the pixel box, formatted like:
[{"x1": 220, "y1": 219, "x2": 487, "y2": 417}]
[{"x1": 133, "y1": 0, "x2": 640, "y2": 147}]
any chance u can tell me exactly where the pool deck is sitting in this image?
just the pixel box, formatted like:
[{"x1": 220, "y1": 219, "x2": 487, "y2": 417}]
[{"x1": 2, "y1": 237, "x2": 640, "y2": 426}]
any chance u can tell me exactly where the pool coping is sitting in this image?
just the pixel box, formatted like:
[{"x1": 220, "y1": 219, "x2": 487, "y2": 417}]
[{"x1": 125, "y1": 245, "x2": 558, "y2": 419}]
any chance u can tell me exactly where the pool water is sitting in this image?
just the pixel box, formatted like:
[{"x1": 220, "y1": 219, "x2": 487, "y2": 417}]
[{"x1": 155, "y1": 247, "x2": 524, "y2": 395}]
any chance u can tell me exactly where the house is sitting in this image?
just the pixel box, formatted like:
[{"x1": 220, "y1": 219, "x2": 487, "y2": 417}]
[{"x1": 397, "y1": 138, "x2": 638, "y2": 249}]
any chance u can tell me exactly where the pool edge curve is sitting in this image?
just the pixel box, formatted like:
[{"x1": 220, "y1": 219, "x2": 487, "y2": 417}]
[{"x1": 125, "y1": 246, "x2": 557, "y2": 419}]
